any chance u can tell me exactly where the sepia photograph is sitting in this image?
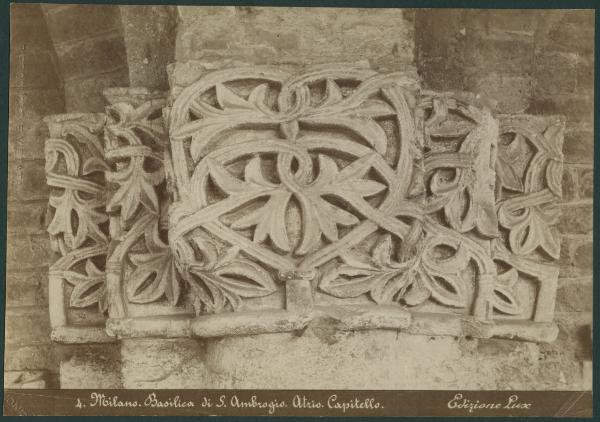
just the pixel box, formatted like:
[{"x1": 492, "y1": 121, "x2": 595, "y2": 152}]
[{"x1": 2, "y1": 1, "x2": 595, "y2": 416}]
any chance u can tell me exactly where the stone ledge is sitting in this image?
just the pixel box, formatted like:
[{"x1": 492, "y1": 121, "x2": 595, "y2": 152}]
[
  {"x1": 51, "y1": 325, "x2": 115, "y2": 344},
  {"x1": 103, "y1": 307, "x2": 558, "y2": 343}
]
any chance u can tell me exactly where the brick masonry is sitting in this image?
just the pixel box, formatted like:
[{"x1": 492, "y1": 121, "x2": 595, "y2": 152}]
[
  {"x1": 40, "y1": 4, "x2": 130, "y2": 113},
  {"x1": 5, "y1": 3, "x2": 64, "y2": 389}
]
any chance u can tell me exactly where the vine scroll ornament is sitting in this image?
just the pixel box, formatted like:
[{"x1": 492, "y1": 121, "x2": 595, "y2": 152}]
[{"x1": 45, "y1": 65, "x2": 564, "y2": 343}]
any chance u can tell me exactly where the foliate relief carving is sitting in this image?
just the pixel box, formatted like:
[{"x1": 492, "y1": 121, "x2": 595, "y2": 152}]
[
  {"x1": 44, "y1": 113, "x2": 111, "y2": 341},
  {"x1": 44, "y1": 65, "x2": 566, "y2": 342},
  {"x1": 167, "y1": 66, "x2": 427, "y2": 316},
  {"x1": 493, "y1": 115, "x2": 565, "y2": 322},
  {"x1": 102, "y1": 88, "x2": 178, "y2": 317}
]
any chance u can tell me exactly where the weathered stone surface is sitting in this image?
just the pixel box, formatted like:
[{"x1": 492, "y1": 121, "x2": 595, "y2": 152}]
[
  {"x1": 534, "y1": 52, "x2": 578, "y2": 96},
  {"x1": 4, "y1": 370, "x2": 47, "y2": 389},
  {"x1": 561, "y1": 166, "x2": 578, "y2": 201},
  {"x1": 119, "y1": 5, "x2": 177, "y2": 90},
  {"x1": 5, "y1": 233, "x2": 52, "y2": 271},
  {"x1": 9, "y1": 53, "x2": 62, "y2": 90},
  {"x1": 5, "y1": 4, "x2": 65, "y2": 388},
  {"x1": 464, "y1": 37, "x2": 534, "y2": 76},
  {"x1": 578, "y1": 168, "x2": 594, "y2": 199},
  {"x1": 5, "y1": 271, "x2": 48, "y2": 307},
  {"x1": 175, "y1": 6, "x2": 414, "y2": 69},
  {"x1": 572, "y1": 241, "x2": 593, "y2": 273},
  {"x1": 529, "y1": 95, "x2": 593, "y2": 126},
  {"x1": 4, "y1": 344, "x2": 57, "y2": 372},
  {"x1": 43, "y1": 4, "x2": 122, "y2": 45},
  {"x1": 55, "y1": 34, "x2": 128, "y2": 81},
  {"x1": 5, "y1": 308, "x2": 52, "y2": 346},
  {"x1": 121, "y1": 329, "x2": 584, "y2": 389},
  {"x1": 466, "y1": 74, "x2": 533, "y2": 112},
  {"x1": 19, "y1": 160, "x2": 49, "y2": 200},
  {"x1": 57, "y1": 345, "x2": 122, "y2": 388},
  {"x1": 63, "y1": 69, "x2": 130, "y2": 113},
  {"x1": 559, "y1": 204, "x2": 593, "y2": 234},
  {"x1": 6, "y1": 201, "x2": 48, "y2": 234},
  {"x1": 562, "y1": 130, "x2": 594, "y2": 164},
  {"x1": 556, "y1": 278, "x2": 593, "y2": 312}
]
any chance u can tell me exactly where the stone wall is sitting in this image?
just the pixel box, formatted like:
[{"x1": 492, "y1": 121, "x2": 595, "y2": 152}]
[
  {"x1": 175, "y1": 6, "x2": 414, "y2": 70},
  {"x1": 416, "y1": 8, "x2": 594, "y2": 389},
  {"x1": 40, "y1": 4, "x2": 129, "y2": 112},
  {"x1": 6, "y1": 3, "x2": 64, "y2": 388},
  {"x1": 4, "y1": 5, "x2": 594, "y2": 390}
]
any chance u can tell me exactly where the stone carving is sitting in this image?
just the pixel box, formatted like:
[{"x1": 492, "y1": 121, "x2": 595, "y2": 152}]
[
  {"x1": 102, "y1": 88, "x2": 174, "y2": 319},
  {"x1": 44, "y1": 113, "x2": 112, "y2": 343},
  {"x1": 45, "y1": 64, "x2": 565, "y2": 343},
  {"x1": 493, "y1": 114, "x2": 564, "y2": 322}
]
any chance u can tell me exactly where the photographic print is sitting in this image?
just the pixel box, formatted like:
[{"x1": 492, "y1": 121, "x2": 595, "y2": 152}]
[{"x1": 2, "y1": 2, "x2": 595, "y2": 416}]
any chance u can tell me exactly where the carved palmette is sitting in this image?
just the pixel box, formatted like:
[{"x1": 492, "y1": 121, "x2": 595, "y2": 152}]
[{"x1": 45, "y1": 113, "x2": 111, "y2": 341}]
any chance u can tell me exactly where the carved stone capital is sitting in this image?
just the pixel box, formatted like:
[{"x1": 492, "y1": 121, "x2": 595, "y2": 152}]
[{"x1": 45, "y1": 64, "x2": 564, "y2": 344}]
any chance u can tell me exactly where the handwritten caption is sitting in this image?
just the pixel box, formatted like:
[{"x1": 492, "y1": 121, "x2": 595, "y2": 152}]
[
  {"x1": 447, "y1": 393, "x2": 532, "y2": 413},
  {"x1": 75, "y1": 392, "x2": 383, "y2": 415}
]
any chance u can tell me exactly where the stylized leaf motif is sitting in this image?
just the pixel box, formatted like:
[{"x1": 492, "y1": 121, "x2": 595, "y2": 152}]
[
  {"x1": 64, "y1": 260, "x2": 105, "y2": 308},
  {"x1": 498, "y1": 196, "x2": 560, "y2": 259},
  {"x1": 302, "y1": 79, "x2": 395, "y2": 154},
  {"x1": 320, "y1": 233, "x2": 471, "y2": 309},
  {"x1": 213, "y1": 156, "x2": 291, "y2": 250},
  {"x1": 420, "y1": 242, "x2": 469, "y2": 308},
  {"x1": 401, "y1": 272, "x2": 432, "y2": 306},
  {"x1": 372, "y1": 234, "x2": 393, "y2": 268},
  {"x1": 216, "y1": 83, "x2": 273, "y2": 114},
  {"x1": 496, "y1": 148, "x2": 525, "y2": 192},
  {"x1": 492, "y1": 268, "x2": 522, "y2": 315},
  {"x1": 370, "y1": 269, "x2": 412, "y2": 304},
  {"x1": 48, "y1": 190, "x2": 107, "y2": 250},
  {"x1": 180, "y1": 239, "x2": 278, "y2": 314},
  {"x1": 319, "y1": 235, "x2": 412, "y2": 304},
  {"x1": 423, "y1": 96, "x2": 499, "y2": 238},
  {"x1": 205, "y1": 153, "x2": 386, "y2": 256},
  {"x1": 215, "y1": 259, "x2": 277, "y2": 297},
  {"x1": 295, "y1": 154, "x2": 386, "y2": 254},
  {"x1": 231, "y1": 191, "x2": 292, "y2": 252},
  {"x1": 106, "y1": 157, "x2": 164, "y2": 221},
  {"x1": 319, "y1": 79, "x2": 343, "y2": 107},
  {"x1": 127, "y1": 249, "x2": 181, "y2": 305},
  {"x1": 320, "y1": 264, "x2": 394, "y2": 298}
]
